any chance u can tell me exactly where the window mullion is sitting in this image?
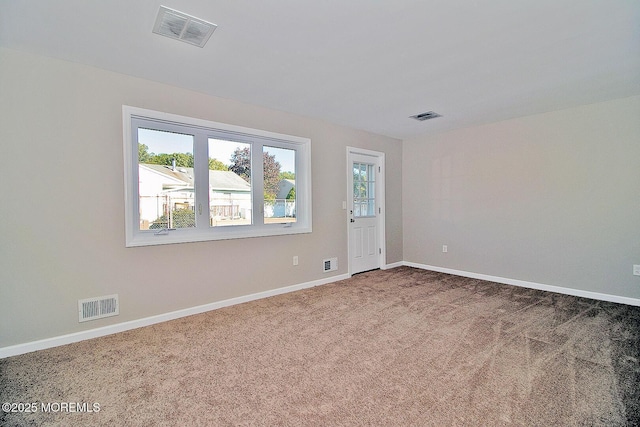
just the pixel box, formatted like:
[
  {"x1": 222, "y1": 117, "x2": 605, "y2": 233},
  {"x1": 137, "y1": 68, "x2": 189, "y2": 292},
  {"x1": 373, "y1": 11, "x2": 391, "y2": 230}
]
[
  {"x1": 252, "y1": 142, "x2": 265, "y2": 226},
  {"x1": 193, "y1": 130, "x2": 209, "y2": 229}
]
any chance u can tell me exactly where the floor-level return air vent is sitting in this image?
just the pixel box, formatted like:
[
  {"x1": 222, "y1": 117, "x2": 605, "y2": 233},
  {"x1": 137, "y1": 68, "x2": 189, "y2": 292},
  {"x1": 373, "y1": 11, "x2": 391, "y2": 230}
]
[
  {"x1": 78, "y1": 294, "x2": 119, "y2": 322},
  {"x1": 323, "y1": 258, "x2": 338, "y2": 273}
]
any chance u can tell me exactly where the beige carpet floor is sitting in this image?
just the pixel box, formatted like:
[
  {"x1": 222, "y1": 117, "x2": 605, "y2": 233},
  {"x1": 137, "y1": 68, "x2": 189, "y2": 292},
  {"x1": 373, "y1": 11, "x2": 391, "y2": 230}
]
[{"x1": 1, "y1": 266, "x2": 639, "y2": 426}]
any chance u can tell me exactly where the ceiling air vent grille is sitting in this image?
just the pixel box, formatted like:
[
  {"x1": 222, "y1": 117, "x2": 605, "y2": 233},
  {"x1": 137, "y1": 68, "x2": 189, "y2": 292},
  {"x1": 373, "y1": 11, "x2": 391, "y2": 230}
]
[
  {"x1": 410, "y1": 111, "x2": 442, "y2": 121},
  {"x1": 152, "y1": 6, "x2": 217, "y2": 48}
]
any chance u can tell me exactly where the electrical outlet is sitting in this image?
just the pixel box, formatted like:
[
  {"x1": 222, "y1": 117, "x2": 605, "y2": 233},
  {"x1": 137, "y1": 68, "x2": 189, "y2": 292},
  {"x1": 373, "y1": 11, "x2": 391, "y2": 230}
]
[
  {"x1": 633, "y1": 265, "x2": 640, "y2": 276},
  {"x1": 442, "y1": 245, "x2": 448, "y2": 253},
  {"x1": 293, "y1": 256, "x2": 299, "y2": 266}
]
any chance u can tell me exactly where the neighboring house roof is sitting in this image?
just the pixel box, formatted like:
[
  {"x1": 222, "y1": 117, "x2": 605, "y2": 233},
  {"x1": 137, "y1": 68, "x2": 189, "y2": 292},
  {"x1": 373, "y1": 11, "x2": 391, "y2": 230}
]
[
  {"x1": 209, "y1": 170, "x2": 251, "y2": 192},
  {"x1": 140, "y1": 163, "x2": 250, "y2": 193},
  {"x1": 277, "y1": 179, "x2": 295, "y2": 199},
  {"x1": 140, "y1": 163, "x2": 193, "y2": 187}
]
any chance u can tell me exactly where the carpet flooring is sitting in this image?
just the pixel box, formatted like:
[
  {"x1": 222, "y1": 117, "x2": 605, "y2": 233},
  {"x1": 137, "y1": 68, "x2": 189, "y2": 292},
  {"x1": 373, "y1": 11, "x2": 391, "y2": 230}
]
[{"x1": 1, "y1": 266, "x2": 639, "y2": 426}]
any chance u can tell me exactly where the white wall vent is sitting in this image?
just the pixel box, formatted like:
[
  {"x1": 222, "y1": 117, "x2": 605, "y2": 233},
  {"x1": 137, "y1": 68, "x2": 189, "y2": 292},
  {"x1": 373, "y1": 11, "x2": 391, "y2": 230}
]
[
  {"x1": 78, "y1": 294, "x2": 119, "y2": 322},
  {"x1": 409, "y1": 111, "x2": 442, "y2": 121},
  {"x1": 323, "y1": 258, "x2": 338, "y2": 273},
  {"x1": 152, "y1": 6, "x2": 217, "y2": 48}
]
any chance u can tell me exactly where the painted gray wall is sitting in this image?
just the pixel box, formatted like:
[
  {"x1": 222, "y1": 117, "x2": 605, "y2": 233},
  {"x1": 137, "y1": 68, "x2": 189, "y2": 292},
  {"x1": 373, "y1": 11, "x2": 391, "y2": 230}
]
[
  {"x1": 403, "y1": 95, "x2": 640, "y2": 299},
  {"x1": 2, "y1": 44, "x2": 638, "y2": 350},
  {"x1": 0, "y1": 48, "x2": 403, "y2": 347}
]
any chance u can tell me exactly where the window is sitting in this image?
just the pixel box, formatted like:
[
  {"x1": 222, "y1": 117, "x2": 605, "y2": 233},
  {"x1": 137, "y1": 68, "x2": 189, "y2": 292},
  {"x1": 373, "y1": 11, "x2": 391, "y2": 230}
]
[
  {"x1": 353, "y1": 162, "x2": 375, "y2": 217},
  {"x1": 123, "y1": 106, "x2": 311, "y2": 247}
]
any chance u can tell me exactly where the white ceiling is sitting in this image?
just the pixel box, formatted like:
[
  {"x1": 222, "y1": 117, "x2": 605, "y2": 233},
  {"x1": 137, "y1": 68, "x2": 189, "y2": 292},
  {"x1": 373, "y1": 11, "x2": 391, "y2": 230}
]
[{"x1": 1, "y1": 0, "x2": 639, "y2": 139}]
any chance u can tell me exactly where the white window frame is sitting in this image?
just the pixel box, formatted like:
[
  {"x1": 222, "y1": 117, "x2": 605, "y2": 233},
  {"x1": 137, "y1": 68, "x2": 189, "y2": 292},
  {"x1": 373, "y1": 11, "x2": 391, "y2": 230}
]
[{"x1": 123, "y1": 106, "x2": 312, "y2": 247}]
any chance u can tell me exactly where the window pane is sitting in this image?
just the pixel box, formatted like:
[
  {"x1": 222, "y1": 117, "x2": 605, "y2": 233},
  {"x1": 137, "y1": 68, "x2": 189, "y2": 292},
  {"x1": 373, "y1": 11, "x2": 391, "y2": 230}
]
[
  {"x1": 353, "y1": 162, "x2": 376, "y2": 218},
  {"x1": 138, "y1": 128, "x2": 195, "y2": 230},
  {"x1": 353, "y1": 165, "x2": 360, "y2": 181},
  {"x1": 208, "y1": 138, "x2": 252, "y2": 227},
  {"x1": 367, "y1": 199, "x2": 376, "y2": 216},
  {"x1": 264, "y1": 146, "x2": 296, "y2": 223}
]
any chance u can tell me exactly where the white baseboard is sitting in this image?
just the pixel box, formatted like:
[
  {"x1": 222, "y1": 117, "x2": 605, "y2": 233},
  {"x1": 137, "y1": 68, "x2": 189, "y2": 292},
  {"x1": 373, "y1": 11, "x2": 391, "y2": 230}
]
[
  {"x1": 0, "y1": 273, "x2": 350, "y2": 359},
  {"x1": 4, "y1": 263, "x2": 639, "y2": 359},
  {"x1": 383, "y1": 261, "x2": 404, "y2": 270},
  {"x1": 403, "y1": 261, "x2": 640, "y2": 307}
]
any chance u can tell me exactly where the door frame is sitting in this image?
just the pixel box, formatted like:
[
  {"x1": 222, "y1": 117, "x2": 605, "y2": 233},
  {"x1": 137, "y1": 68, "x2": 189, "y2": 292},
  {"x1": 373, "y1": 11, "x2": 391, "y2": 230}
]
[{"x1": 346, "y1": 147, "x2": 386, "y2": 276}]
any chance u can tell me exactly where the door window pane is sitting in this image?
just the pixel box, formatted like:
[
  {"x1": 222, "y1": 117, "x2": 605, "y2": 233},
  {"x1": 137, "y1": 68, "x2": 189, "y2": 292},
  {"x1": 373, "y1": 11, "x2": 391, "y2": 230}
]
[
  {"x1": 353, "y1": 162, "x2": 375, "y2": 217},
  {"x1": 264, "y1": 146, "x2": 296, "y2": 223},
  {"x1": 208, "y1": 138, "x2": 252, "y2": 227},
  {"x1": 138, "y1": 128, "x2": 195, "y2": 230}
]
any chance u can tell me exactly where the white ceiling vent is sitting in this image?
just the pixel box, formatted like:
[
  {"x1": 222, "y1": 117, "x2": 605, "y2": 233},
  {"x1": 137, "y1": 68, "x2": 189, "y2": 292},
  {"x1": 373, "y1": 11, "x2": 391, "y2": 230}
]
[
  {"x1": 152, "y1": 6, "x2": 217, "y2": 48},
  {"x1": 410, "y1": 111, "x2": 442, "y2": 121}
]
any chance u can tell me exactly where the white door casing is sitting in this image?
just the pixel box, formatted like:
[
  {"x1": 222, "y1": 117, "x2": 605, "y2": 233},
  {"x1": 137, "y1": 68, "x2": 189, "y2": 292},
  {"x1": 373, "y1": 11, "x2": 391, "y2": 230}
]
[{"x1": 347, "y1": 148, "x2": 385, "y2": 275}]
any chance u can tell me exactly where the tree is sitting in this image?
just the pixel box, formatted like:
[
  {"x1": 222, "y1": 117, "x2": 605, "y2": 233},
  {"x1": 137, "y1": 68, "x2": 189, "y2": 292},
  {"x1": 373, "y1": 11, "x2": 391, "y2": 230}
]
[
  {"x1": 279, "y1": 171, "x2": 295, "y2": 180},
  {"x1": 209, "y1": 158, "x2": 229, "y2": 171},
  {"x1": 138, "y1": 148, "x2": 194, "y2": 168},
  {"x1": 230, "y1": 147, "x2": 281, "y2": 200},
  {"x1": 286, "y1": 187, "x2": 295, "y2": 200},
  {"x1": 139, "y1": 146, "x2": 227, "y2": 171},
  {"x1": 138, "y1": 143, "x2": 152, "y2": 163},
  {"x1": 263, "y1": 151, "x2": 281, "y2": 201},
  {"x1": 230, "y1": 147, "x2": 251, "y2": 182},
  {"x1": 149, "y1": 152, "x2": 194, "y2": 168}
]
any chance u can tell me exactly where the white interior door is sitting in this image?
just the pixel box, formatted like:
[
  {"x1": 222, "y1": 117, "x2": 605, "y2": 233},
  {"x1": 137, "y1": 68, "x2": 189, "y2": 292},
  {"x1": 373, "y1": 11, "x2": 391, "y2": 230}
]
[{"x1": 348, "y1": 150, "x2": 384, "y2": 274}]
